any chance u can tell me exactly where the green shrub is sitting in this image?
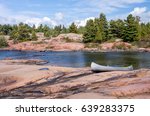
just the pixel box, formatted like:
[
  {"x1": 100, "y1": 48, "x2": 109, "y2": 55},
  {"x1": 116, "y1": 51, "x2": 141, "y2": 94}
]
[
  {"x1": 31, "y1": 31, "x2": 37, "y2": 41},
  {"x1": 0, "y1": 36, "x2": 8, "y2": 48}
]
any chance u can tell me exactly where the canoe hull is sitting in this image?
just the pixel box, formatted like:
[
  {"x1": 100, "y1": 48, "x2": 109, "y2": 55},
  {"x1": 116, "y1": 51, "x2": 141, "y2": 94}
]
[{"x1": 91, "y1": 62, "x2": 133, "y2": 72}]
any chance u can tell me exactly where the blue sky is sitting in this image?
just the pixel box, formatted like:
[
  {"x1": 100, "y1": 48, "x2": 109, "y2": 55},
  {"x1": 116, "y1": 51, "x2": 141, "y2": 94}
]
[{"x1": 0, "y1": 0, "x2": 150, "y2": 27}]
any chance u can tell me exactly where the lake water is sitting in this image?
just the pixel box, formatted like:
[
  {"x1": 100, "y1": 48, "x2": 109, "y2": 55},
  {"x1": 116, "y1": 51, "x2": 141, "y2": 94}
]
[{"x1": 0, "y1": 50, "x2": 150, "y2": 69}]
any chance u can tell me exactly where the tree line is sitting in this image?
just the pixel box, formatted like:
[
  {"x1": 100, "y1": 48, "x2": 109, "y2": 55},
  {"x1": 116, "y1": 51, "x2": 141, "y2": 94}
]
[
  {"x1": 83, "y1": 13, "x2": 150, "y2": 43},
  {"x1": 0, "y1": 13, "x2": 150, "y2": 44},
  {"x1": 0, "y1": 22, "x2": 80, "y2": 43}
]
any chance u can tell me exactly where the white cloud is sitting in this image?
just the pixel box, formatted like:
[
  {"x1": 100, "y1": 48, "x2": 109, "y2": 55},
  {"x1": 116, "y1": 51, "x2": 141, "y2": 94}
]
[
  {"x1": 54, "y1": 12, "x2": 64, "y2": 20},
  {"x1": 130, "y1": 7, "x2": 147, "y2": 16},
  {"x1": 25, "y1": 17, "x2": 57, "y2": 27},
  {"x1": 74, "y1": 17, "x2": 95, "y2": 27},
  {"x1": 0, "y1": 3, "x2": 58, "y2": 27},
  {"x1": 0, "y1": 0, "x2": 149, "y2": 27},
  {"x1": 130, "y1": 7, "x2": 150, "y2": 23},
  {"x1": 0, "y1": 14, "x2": 57, "y2": 27}
]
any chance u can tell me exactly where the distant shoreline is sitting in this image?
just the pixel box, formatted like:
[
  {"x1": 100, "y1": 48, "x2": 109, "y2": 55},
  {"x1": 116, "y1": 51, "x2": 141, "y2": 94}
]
[{"x1": 0, "y1": 47, "x2": 150, "y2": 53}]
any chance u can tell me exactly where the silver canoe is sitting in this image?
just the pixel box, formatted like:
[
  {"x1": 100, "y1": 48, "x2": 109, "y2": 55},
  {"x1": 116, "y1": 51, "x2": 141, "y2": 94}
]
[{"x1": 91, "y1": 62, "x2": 133, "y2": 72}]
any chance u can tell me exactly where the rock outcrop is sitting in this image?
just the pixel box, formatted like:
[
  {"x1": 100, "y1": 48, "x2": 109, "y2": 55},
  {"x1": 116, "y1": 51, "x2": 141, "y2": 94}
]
[
  {"x1": 56, "y1": 33, "x2": 83, "y2": 42},
  {"x1": 0, "y1": 60, "x2": 150, "y2": 99},
  {"x1": 100, "y1": 42, "x2": 132, "y2": 50},
  {"x1": 6, "y1": 33, "x2": 85, "y2": 51},
  {"x1": 2, "y1": 33, "x2": 150, "y2": 52}
]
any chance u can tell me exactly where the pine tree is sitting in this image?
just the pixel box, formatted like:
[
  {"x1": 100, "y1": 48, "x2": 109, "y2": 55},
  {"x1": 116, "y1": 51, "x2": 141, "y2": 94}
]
[
  {"x1": 109, "y1": 19, "x2": 125, "y2": 39},
  {"x1": 146, "y1": 23, "x2": 150, "y2": 39},
  {"x1": 10, "y1": 23, "x2": 30, "y2": 42},
  {"x1": 52, "y1": 25, "x2": 62, "y2": 37},
  {"x1": 95, "y1": 29, "x2": 103, "y2": 43},
  {"x1": 99, "y1": 13, "x2": 108, "y2": 41},
  {"x1": 123, "y1": 14, "x2": 140, "y2": 42},
  {"x1": 141, "y1": 22, "x2": 150, "y2": 40},
  {"x1": 135, "y1": 16, "x2": 141, "y2": 40},
  {"x1": 94, "y1": 18, "x2": 102, "y2": 42},
  {"x1": 69, "y1": 23, "x2": 78, "y2": 33},
  {"x1": 17, "y1": 23, "x2": 30, "y2": 42},
  {"x1": 0, "y1": 36, "x2": 8, "y2": 48},
  {"x1": 78, "y1": 26, "x2": 85, "y2": 34},
  {"x1": 37, "y1": 24, "x2": 44, "y2": 32},
  {"x1": 0, "y1": 24, "x2": 13, "y2": 35},
  {"x1": 141, "y1": 23, "x2": 147, "y2": 39},
  {"x1": 83, "y1": 19, "x2": 96, "y2": 43},
  {"x1": 61, "y1": 25, "x2": 68, "y2": 33},
  {"x1": 31, "y1": 31, "x2": 37, "y2": 41}
]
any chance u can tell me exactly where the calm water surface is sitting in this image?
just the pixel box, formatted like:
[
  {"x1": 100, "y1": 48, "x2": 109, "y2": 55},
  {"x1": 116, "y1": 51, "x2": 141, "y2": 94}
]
[{"x1": 0, "y1": 50, "x2": 150, "y2": 69}]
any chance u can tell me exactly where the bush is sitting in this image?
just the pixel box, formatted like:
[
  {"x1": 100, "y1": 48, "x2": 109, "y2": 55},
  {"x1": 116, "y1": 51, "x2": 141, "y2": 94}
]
[
  {"x1": 31, "y1": 31, "x2": 37, "y2": 41},
  {"x1": 0, "y1": 36, "x2": 8, "y2": 48}
]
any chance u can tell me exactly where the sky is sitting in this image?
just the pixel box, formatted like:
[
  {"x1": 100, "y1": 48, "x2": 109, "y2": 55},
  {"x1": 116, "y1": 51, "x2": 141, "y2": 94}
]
[{"x1": 0, "y1": 0, "x2": 150, "y2": 27}]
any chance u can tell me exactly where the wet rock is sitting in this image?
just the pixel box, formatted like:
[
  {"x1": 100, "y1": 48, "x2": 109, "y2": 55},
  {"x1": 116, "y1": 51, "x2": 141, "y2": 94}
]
[
  {"x1": 1, "y1": 59, "x2": 48, "y2": 65},
  {"x1": 3, "y1": 57, "x2": 13, "y2": 60},
  {"x1": 139, "y1": 48, "x2": 150, "y2": 52}
]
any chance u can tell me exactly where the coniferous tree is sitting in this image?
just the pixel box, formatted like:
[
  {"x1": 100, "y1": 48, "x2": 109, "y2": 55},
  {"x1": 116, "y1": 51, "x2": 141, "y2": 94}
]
[
  {"x1": 37, "y1": 24, "x2": 44, "y2": 32},
  {"x1": 78, "y1": 26, "x2": 85, "y2": 34},
  {"x1": 61, "y1": 25, "x2": 68, "y2": 33},
  {"x1": 141, "y1": 23, "x2": 147, "y2": 39},
  {"x1": 122, "y1": 14, "x2": 140, "y2": 42},
  {"x1": 95, "y1": 28, "x2": 103, "y2": 42},
  {"x1": 94, "y1": 18, "x2": 103, "y2": 42},
  {"x1": 10, "y1": 23, "x2": 30, "y2": 42},
  {"x1": 146, "y1": 23, "x2": 150, "y2": 39},
  {"x1": 109, "y1": 19, "x2": 125, "y2": 39},
  {"x1": 141, "y1": 22, "x2": 150, "y2": 40},
  {"x1": 69, "y1": 22, "x2": 78, "y2": 33},
  {"x1": 52, "y1": 25, "x2": 62, "y2": 37},
  {"x1": 99, "y1": 13, "x2": 108, "y2": 41},
  {"x1": 0, "y1": 24, "x2": 13, "y2": 35},
  {"x1": 83, "y1": 19, "x2": 96, "y2": 43},
  {"x1": 135, "y1": 16, "x2": 141, "y2": 40},
  {"x1": 31, "y1": 31, "x2": 37, "y2": 41},
  {"x1": 0, "y1": 36, "x2": 8, "y2": 48}
]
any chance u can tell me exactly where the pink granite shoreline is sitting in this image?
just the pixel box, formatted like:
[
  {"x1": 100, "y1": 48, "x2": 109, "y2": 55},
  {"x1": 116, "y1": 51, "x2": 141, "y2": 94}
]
[{"x1": 0, "y1": 59, "x2": 150, "y2": 99}]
